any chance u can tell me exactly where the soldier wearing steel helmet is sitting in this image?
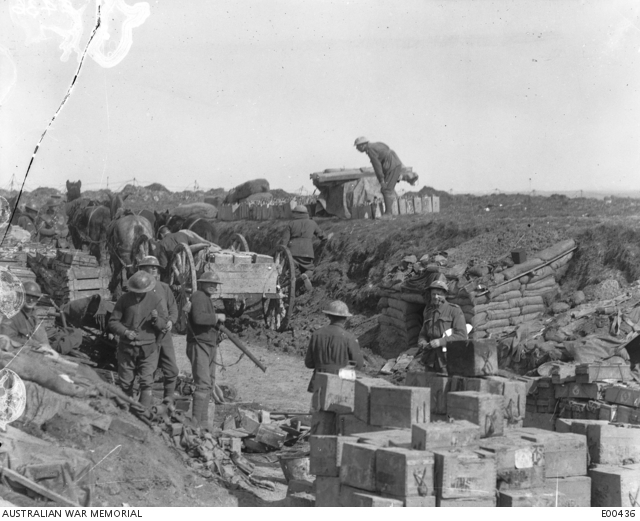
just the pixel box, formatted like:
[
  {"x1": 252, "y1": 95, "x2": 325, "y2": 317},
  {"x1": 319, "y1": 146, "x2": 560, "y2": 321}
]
[
  {"x1": 418, "y1": 274, "x2": 468, "y2": 372},
  {"x1": 304, "y1": 300, "x2": 364, "y2": 394},
  {"x1": 354, "y1": 136, "x2": 404, "y2": 219},
  {"x1": 36, "y1": 198, "x2": 69, "y2": 247},
  {"x1": 138, "y1": 255, "x2": 179, "y2": 404},
  {"x1": 108, "y1": 271, "x2": 168, "y2": 407},
  {"x1": 0, "y1": 282, "x2": 59, "y2": 359},
  {"x1": 280, "y1": 205, "x2": 327, "y2": 291},
  {"x1": 186, "y1": 271, "x2": 226, "y2": 428}
]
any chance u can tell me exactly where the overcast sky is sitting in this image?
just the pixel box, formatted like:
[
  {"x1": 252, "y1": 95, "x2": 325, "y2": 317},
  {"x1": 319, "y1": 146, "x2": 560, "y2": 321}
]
[{"x1": 1, "y1": 0, "x2": 639, "y2": 195}]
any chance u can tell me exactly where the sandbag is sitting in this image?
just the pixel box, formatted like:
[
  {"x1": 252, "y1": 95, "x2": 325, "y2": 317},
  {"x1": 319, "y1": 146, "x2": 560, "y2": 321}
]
[
  {"x1": 378, "y1": 314, "x2": 410, "y2": 332},
  {"x1": 244, "y1": 192, "x2": 274, "y2": 203},
  {"x1": 382, "y1": 307, "x2": 408, "y2": 322},
  {"x1": 522, "y1": 285, "x2": 559, "y2": 298},
  {"x1": 475, "y1": 301, "x2": 510, "y2": 313},
  {"x1": 524, "y1": 276, "x2": 556, "y2": 291},
  {"x1": 492, "y1": 290, "x2": 523, "y2": 303},
  {"x1": 493, "y1": 273, "x2": 505, "y2": 284},
  {"x1": 550, "y1": 252, "x2": 574, "y2": 270},
  {"x1": 171, "y1": 202, "x2": 218, "y2": 220},
  {"x1": 510, "y1": 311, "x2": 543, "y2": 325},
  {"x1": 48, "y1": 327, "x2": 83, "y2": 355},
  {"x1": 520, "y1": 304, "x2": 546, "y2": 316},
  {"x1": 528, "y1": 266, "x2": 555, "y2": 284},
  {"x1": 489, "y1": 280, "x2": 521, "y2": 298},
  {"x1": 507, "y1": 296, "x2": 545, "y2": 308},
  {"x1": 536, "y1": 239, "x2": 576, "y2": 262},
  {"x1": 399, "y1": 293, "x2": 426, "y2": 305},
  {"x1": 387, "y1": 298, "x2": 423, "y2": 314},
  {"x1": 472, "y1": 312, "x2": 487, "y2": 326},
  {"x1": 460, "y1": 304, "x2": 475, "y2": 315},
  {"x1": 224, "y1": 179, "x2": 270, "y2": 204},
  {"x1": 463, "y1": 312, "x2": 474, "y2": 324},
  {"x1": 476, "y1": 318, "x2": 511, "y2": 331},
  {"x1": 204, "y1": 196, "x2": 224, "y2": 207},
  {"x1": 486, "y1": 308, "x2": 521, "y2": 321},
  {"x1": 500, "y1": 258, "x2": 545, "y2": 280},
  {"x1": 377, "y1": 297, "x2": 389, "y2": 309}
]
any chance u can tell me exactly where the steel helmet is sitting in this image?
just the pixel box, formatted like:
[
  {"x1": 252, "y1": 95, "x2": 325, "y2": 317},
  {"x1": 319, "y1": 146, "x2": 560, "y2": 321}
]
[
  {"x1": 427, "y1": 274, "x2": 449, "y2": 293},
  {"x1": 24, "y1": 205, "x2": 38, "y2": 214},
  {"x1": 128, "y1": 271, "x2": 156, "y2": 293},
  {"x1": 322, "y1": 300, "x2": 352, "y2": 317},
  {"x1": 44, "y1": 198, "x2": 60, "y2": 208},
  {"x1": 138, "y1": 255, "x2": 160, "y2": 268},
  {"x1": 23, "y1": 281, "x2": 42, "y2": 298},
  {"x1": 293, "y1": 205, "x2": 308, "y2": 214},
  {"x1": 354, "y1": 136, "x2": 369, "y2": 147},
  {"x1": 197, "y1": 271, "x2": 223, "y2": 284}
]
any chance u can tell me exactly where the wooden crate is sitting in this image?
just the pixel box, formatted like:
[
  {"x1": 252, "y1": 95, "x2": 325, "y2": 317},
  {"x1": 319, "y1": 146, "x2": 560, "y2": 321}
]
[
  {"x1": 447, "y1": 391, "x2": 505, "y2": 438},
  {"x1": 353, "y1": 377, "x2": 394, "y2": 423},
  {"x1": 339, "y1": 443, "x2": 377, "y2": 492},
  {"x1": 555, "y1": 382, "x2": 606, "y2": 400},
  {"x1": 356, "y1": 429, "x2": 411, "y2": 449},
  {"x1": 589, "y1": 463, "x2": 640, "y2": 507},
  {"x1": 339, "y1": 485, "x2": 403, "y2": 507},
  {"x1": 312, "y1": 373, "x2": 355, "y2": 414},
  {"x1": 405, "y1": 372, "x2": 450, "y2": 415},
  {"x1": 446, "y1": 340, "x2": 498, "y2": 377},
  {"x1": 585, "y1": 423, "x2": 640, "y2": 465},
  {"x1": 498, "y1": 488, "x2": 563, "y2": 507},
  {"x1": 543, "y1": 476, "x2": 591, "y2": 507},
  {"x1": 438, "y1": 497, "x2": 495, "y2": 507},
  {"x1": 207, "y1": 262, "x2": 278, "y2": 298},
  {"x1": 513, "y1": 429, "x2": 587, "y2": 478},
  {"x1": 604, "y1": 386, "x2": 640, "y2": 408},
  {"x1": 375, "y1": 447, "x2": 435, "y2": 498},
  {"x1": 576, "y1": 363, "x2": 632, "y2": 383},
  {"x1": 479, "y1": 436, "x2": 545, "y2": 490},
  {"x1": 335, "y1": 413, "x2": 387, "y2": 436},
  {"x1": 369, "y1": 386, "x2": 430, "y2": 428},
  {"x1": 615, "y1": 405, "x2": 640, "y2": 424},
  {"x1": 315, "y1": 476, "x2": 340, "y2": 507},
  {"x1": 310, "y1": 411, "x2": 336, "y2": 435},
  {"x1": 432, "y1": 447, "x2": 497, "y2": 499},
  {"x1": 310, "y1": 435, "x2": 358, "y2": 477},
  {"x1": 411, "y1": 421, "x2": 480, "y2": 451}
]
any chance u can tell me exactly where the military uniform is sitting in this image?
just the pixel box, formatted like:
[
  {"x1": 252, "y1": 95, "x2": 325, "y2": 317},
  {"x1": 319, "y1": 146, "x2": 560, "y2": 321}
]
[
  {"x1": 152, "y1": 280, "x2": 179, "y2": 399},
  {"x1": 281, "y1": 212, "x2": 326, "y2": 274},
  {"x1": 419, "y1": 301, "x2": 468, "y2": 372},
  {"x1": 365, "y1": 141, "x2": 404, "y2": 216},
  {"x1": 0, "y1": 308, "x2": 49, "y2": 347},
  {"x1": 304, "y1": 322, "x2": 364, "y2": 392},
  {"x1": 186, "y1": 290, "x2": 220, "y2": 394},
  {"x1": 16, "y1": 215, "x2": 36, "y2": 235},
  {"x1": 108, "y1": 291, "x2": 167, "y2": 397}
]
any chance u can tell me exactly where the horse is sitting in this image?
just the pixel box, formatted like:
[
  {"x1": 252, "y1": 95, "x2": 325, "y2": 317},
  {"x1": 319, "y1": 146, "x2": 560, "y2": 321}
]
[
  {"x1": 65, "y1": 180, "x2": 112, "y2": 263},
  {"x1": 160, "y1": 213, "x2": 219, "y2": 244},
  {"x1": 106, "y1": 214, "x2": 154, "y2": 299}
]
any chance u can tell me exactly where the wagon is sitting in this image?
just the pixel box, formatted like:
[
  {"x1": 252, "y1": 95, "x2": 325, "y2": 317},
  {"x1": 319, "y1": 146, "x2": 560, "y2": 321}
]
[{"x1": 162, "y1": 233, "x2": 296, "y2": 333}]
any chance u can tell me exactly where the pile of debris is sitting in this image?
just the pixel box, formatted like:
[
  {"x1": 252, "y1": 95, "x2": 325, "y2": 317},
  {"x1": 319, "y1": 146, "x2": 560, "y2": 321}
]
[{"x1": 302, "y1": 338, "x2": 638, "y2": 507}]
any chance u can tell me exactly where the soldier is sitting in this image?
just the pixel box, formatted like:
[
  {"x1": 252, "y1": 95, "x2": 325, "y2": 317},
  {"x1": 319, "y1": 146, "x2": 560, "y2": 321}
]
[
  {"x1": 354, "y1": 136, "x2": 404, "y2": 218},
  {"x1": 16, "y1": 205, "x2": 38, "y2": 236},
  {"x1": 137, "y1": 256, "x2": 179, "y2": 404},
  {"x1": 36, "y1": 199, "x2": 69, "y2": 247},
  {"x1": 0, "y1": 282, "x2": 59, "y2": 358},
  {"x1": 280, "y1": 205, "x2": 326, "y2": 291},
  {"x1": 108, "y1": 271, "x2": 167, "y2": 407},
  {"x1": 417, "y1": 275, "x2": 468, "y2": 373},
  {"x1": 186, "y1": 271, "x2": 225, "y2": 428},
  {"x1": 304, "y1": 300, "x2": 364, "y2": 396}
]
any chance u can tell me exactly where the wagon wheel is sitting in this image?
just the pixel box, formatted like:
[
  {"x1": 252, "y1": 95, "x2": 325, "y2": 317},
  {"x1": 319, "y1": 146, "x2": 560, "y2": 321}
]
[
  {"x1": 130, "y1": 234, "x2": 151, "y2": 274},
  {"x1": 262, "y1": 245, "x2": 296, "y2": 332},
  {"x1": 223, "y1": 298, "x2": 246, "y2": 318},
  {"x1": 169, "y1": 243, "x2": 197, "y2": 335},
  {"x1": 230, "y1": 233, "x2": 249, "y2": 252}
]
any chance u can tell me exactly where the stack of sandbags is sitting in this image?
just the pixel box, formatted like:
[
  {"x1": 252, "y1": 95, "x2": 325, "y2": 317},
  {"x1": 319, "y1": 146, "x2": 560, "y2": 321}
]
[{"x1": 377, "y1": 295, "x2": 424, "y2": 356}]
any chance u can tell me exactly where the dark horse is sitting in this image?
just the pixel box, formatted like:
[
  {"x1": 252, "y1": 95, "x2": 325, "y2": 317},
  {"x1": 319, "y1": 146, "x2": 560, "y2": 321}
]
[
  {"x1": 154, "y1": 210, "x2": 219, "y2": 244},
  {"x1": 65, "y1": 180, "x2": 112, "y2": 263}
]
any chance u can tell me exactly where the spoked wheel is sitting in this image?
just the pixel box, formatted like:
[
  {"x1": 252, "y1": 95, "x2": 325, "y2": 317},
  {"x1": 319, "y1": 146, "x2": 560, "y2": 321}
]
[
  {"x1": 229, "y1": 233, "x2": 249, "y2": 252},
  {"x1": 131, "y1": 234, "x2": 151, "y2": 274},
  {"x1": 169, "y1": 243, "x2": 197, "y2": 335},
  {"x1": 223, "y1": 298, "x2": 246, "y2": 318},
  {"x1": 262, "y1": 245, "x2": 296, "y2": 332}
]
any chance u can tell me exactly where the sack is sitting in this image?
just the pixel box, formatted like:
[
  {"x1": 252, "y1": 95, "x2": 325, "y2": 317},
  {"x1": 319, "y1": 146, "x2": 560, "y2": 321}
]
[{"x1": 48, "y1": 327, "x2": 83, "y2": 355}]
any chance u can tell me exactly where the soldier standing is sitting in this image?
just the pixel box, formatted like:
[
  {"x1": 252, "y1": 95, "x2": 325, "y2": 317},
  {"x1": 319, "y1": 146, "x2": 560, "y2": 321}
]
[
  {"x1": 137, "y1": 256, "x2": 179, "y2": 404},
  {"x1": 108, "y1": 271, "x2": 167, "y2": 407}
]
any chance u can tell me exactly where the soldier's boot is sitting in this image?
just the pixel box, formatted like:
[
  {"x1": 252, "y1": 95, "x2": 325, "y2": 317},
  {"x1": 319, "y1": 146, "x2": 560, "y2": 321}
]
[
  {"x1": 192, "y1": 391, "x2": 213, "y2": 430},
  {"x1": 300, "y1": 273, "x2": 313, "y2": 292}
]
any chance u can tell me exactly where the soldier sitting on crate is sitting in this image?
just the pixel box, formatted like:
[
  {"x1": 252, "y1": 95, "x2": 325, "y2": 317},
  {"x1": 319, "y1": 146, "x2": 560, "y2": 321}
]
[
  {"x1": 304, "y1": 300, "x2": 364, "y2": 407},
  {"x1": 417, "y1": 274, "x2": 468, "y2": 374},
  {"x1": 137, "y1": 255, "x2": 179, "y2": 405},
  {"x1": 0, "y1": 282, "x2": 59, "y2": 359},
  {"x1": 280, "y1": 205, "x2": 327, "y2": 292},
  {"x1": 183, "y1": 271, "x2": 226, "y2": 429},
  {"x1": 108, "y1": 271, "x2": 168, "y2": 408}
]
